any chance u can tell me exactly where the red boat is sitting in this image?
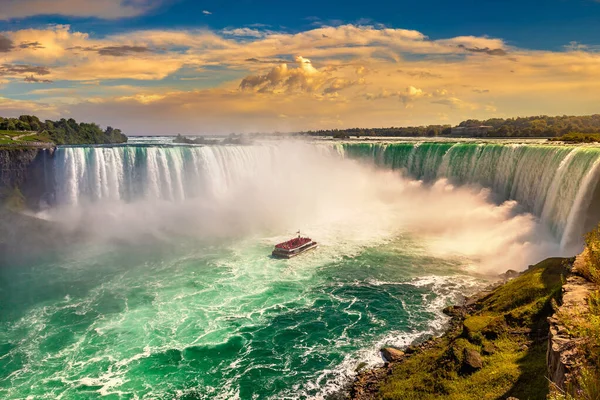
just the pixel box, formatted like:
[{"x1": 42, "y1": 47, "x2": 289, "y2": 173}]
[{"x1": 272, "y1": 232, "x2": 318, "y2": 259}]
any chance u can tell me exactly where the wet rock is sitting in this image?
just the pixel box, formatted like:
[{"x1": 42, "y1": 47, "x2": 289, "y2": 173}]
[
  {"x1": 443, "y1": 305, "x2": 463, "y2": 317},
  {"x1": 381, "y1": 347, "x2": 405, "y2": 363},
  {"x1": 461, "y1": 348, "x2": 483, "y2": 374}
]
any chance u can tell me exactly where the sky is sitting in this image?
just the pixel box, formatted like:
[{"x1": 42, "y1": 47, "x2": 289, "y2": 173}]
[{"x1": 0, "y1": 0, "x2": 599, "y2": 135}]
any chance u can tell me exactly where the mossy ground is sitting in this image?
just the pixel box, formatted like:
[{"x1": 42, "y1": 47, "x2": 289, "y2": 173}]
[{"x1": 378, "y1": 257, "x2": 571, "y2": 400}]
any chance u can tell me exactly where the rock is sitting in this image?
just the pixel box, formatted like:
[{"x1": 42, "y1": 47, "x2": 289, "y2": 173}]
[
  {"x1": 499, "y1": 269, "x2": 520, "y2": 281},
  {"x1": 381, "y1": 347, "x2": 405, "y2": 362},
  {"x1": 461, "y1": 348, "x2": 483, "y2": 374},
  {"x1": 482, "y1": 342, "x2": 496, "y2": 355},
  {"x1": 520, "y1": 344, "x2": 529, "y2": 352},
  {"x1": 506, "y1": 397, "x2": 520, "y2": 400},
  {"x1": 404, "y1": 345, "x2": 418, "y2": 354},
  {"x1": 355, "y1": 361, "x2": 368, "y2": 372},
  {"x1": 547, "y1": 251, "x2": 597, "y2": 391},
  {"x1": 443, "y1": 305, "x2": 463, "y2": 317}
]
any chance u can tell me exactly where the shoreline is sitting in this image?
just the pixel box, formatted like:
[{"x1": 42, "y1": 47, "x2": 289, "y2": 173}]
[
  {"x1": 342, "y1": 283, "x2": 497, "y2": 400},
  {"x1": 338, "y1": 260, "x2": 572, "y2": 400}
]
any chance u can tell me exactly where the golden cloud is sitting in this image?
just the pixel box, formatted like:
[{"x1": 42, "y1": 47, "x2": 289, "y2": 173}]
[{"x1": 0, "y1": 24, "x2": 599, "y2": 132}]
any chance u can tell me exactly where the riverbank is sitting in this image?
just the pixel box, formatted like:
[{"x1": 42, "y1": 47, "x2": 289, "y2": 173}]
[{"x1": 345, "y1": 257, "x2": 575, "y2": 400}]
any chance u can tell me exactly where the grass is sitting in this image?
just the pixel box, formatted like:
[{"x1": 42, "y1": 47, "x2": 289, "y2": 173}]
[
  {"x1": 0, "y1": 130, "x2": 54, "y2": 144},
  {"x1": 378, "y1": 257, "x2": 570, "y2": 400}
]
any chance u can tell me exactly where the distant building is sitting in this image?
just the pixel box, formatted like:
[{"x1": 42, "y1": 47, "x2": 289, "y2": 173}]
[{"x1": 450, "y1": 125, "x2": 493, "y2": 137}]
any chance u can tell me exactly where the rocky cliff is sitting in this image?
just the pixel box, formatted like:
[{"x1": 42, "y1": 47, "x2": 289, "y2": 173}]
[
  {"x1": 547, "y1": 250, "x2": 597, "y2": 392},
  {"x1": 0, "y1": 147, "x2": 55, "y2": 208}
]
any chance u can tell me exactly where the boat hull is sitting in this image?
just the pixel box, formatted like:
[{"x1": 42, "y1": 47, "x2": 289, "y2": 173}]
[{"x1": 272, "y1": 242, "x2": 318, "y2": 259}]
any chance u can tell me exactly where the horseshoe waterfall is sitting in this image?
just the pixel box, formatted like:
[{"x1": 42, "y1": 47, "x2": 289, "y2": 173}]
[{"x1": 2, "y1": 140, "x2": 600, "y2": 399}]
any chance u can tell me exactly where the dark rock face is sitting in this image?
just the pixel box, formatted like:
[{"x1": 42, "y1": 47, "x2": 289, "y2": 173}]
[
  {"x1": 461, "y1": 348, "x2": 483, "y2": 374},
  {"x1": 381, "y1": 347, "x2": 404, "y2": 363},
  {"x1": 0, "y1": 148, "x2": 55, "y2": 208}
]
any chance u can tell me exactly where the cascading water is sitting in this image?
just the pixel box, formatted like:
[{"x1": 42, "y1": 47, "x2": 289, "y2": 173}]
[
  {"x1": 54, "y1": 142, "x2": 600, "y2": 250},
  {"x1": 339, "y1": 142, "x2": 600, "y2": 250}
]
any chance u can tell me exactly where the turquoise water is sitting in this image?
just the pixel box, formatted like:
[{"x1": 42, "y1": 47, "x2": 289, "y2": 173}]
[
  {"x1": 0, "y1": 237, "x2": 481, "y2": 399},
  {"x1": 5, "y1": 140, "x2": 595, "y2": 399}
]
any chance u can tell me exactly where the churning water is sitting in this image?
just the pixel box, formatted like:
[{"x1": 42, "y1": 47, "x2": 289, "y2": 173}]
[{"x1": 2, "y1": 140, "x2": 599, "y2": 399}]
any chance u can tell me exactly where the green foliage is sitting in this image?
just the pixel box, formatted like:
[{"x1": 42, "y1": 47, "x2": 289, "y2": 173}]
[
  {"x1": 549, "y1": 132, "x2": 600, "y2": 143},
  {"x1": 0, "y1": 115, "x2": 127, "y2": 145},
  {"x1": 460, "y1": 114, "x2": 600, "y2": 137},
  {"x1": 583, "y1": 225, "x2": 600, "y2": 285},
  {"x1": 378, "y1": 257, "x2": 570, "y2": 400},
  {"x1": 304, "y1": 114, "x2": 600, "y2": 138},
  {"x1": 550, "y1": 367, "x2": 600, "y2": 400},
  {"x1": 306, "y1": 124, "x2": 452, "y2": 138}
]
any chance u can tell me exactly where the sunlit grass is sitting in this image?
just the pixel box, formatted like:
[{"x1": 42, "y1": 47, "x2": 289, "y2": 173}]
[{"x1": 378, "y1": 257, "x2": 569, "y2": 400}]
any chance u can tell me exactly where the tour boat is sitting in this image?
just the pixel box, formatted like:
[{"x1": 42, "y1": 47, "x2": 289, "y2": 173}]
[{"x1": 272, "y1": 233, "x2": 318, "y2": 259}]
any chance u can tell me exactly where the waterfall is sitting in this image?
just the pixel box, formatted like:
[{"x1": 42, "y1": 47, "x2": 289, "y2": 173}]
[
  {"x1": 340, "y1": 142, "x2": 600, "y2": 248},
  {"x1": 52, "y1": 142, "x2": 600, "y2": 249},
  {"x1": 54, "y1": 145, "x2": 281, "y2": 205}
]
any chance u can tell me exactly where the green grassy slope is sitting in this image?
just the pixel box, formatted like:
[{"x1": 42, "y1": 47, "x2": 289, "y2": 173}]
[{"x1": 378, "y1": 258, "x2": 571, "y2": 400}]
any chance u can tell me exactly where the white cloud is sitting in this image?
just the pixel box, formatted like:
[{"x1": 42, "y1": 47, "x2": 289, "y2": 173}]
[
  {"x1": 0, "y1": 0, "x2": 164, "y2": 20},
  {"x1": 222, "y1": 28, "x2": 267, "y2": 38},
  {"x1": 202, "y1": 10, "x2": 212, "y2": 15},
  {"x1": 399, "y1": 86, "x2": 426, "y2": 106}
]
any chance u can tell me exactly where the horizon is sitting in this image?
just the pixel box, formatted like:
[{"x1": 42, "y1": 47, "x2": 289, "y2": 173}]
[{"x1": 0, "y1": 0, "x2": 600, "y2": 135}]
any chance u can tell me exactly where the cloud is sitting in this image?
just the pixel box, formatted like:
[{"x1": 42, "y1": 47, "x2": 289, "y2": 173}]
[
  {"x1": 222, "y1": 28, "x2": 268, "y2": 38},
  {"x1": 0, "y1": 24, "x2": 600, "y2": 132},
  {"x1": 19, "y1": 41, "x2": 45, "y2": 50},
  {"x1": 431, "y1": 96, "x2": 478, "y2": 110},
  {"x1": 399, "y1": 86, "x2": 427, "y2": 106},
  {"x1": 240, "y1": 56, "x2": 320, "y2": 93},
  {"x1": 0, "y1": 96, "x2": 59, "y2": 117},
  {"x1": 458, "y1": 44, "x2": 508, "y2": 56},
  {"x1": 245, "y1": 57, "x2": 289, "y2": 64},
  {"x1": 202, "y1": 10, "x2": 212, "y2": 15},
  {"x1": 0, "y1": 0, "x2": 165, "y2": 20},
  {"x1": 400, "y1": 70, "x2": 443, "y2": 79},
  {"x1": 0, "y1": 64, "x2": 51, "y2": 76},
  {"x1": 239, "y1": 56, "x2": 362, "y2": 95},
  {"x1": 0, "y1": 35, "x2": 14, "y2": 52},
  {"x1": 69, "y1": 45, "x2": 153, "y2": 56},
  {"x1": 24, "y1": 75, "x2": 53, "y2": 83}
]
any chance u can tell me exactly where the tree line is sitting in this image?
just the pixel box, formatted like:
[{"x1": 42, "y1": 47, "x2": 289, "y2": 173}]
[
  {"x1": 458, "y1": 114, "x2": 600, "y2": 137},
  {"x1": 304, "y1": 114, "x2": 600, "y2": 138},
  {"x1": 0, "y1": 115, "x2": 127, "y2": 145}
]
